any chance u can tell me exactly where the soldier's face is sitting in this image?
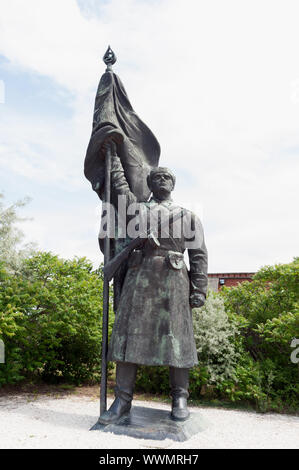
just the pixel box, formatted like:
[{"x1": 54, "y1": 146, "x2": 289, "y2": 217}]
[{"x1": 150, "y1": 172, "x2": 174, "y2": 198}]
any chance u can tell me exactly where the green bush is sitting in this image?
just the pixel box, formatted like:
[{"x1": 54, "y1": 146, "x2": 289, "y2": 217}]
[
  {"x1": 193, "y1": 292, "x2": 239, "y2": 384},
  {"x1": 222, "y1": 258, "x2": 299, "y2": 327},
  {"x1": 0, "y1": 252, "x2": 111, "y2": 385},
  {"x1": 135, "y1": 365, "x2": 170, "y2": 396},
  {"x1": 1, "y1": 241, "x2": 298, "y2": 413},
  {"x1": 220, "y1": 258, "x2": 299, "y2": 411}
]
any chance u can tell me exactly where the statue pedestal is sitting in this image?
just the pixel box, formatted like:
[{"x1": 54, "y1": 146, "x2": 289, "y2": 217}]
[{"x1": 90, "y1": 405, "x2": 208, "y2": 442}]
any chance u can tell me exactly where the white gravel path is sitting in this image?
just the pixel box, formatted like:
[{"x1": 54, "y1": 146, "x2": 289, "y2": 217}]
[{"x1": 0, "y1": 394, "x2": 298, "y2": 449}]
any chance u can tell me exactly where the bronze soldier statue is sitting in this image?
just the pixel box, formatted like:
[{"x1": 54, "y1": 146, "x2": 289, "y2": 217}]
[{"x1": 98, "y1": 140, "x2": 208, "y2": 424}]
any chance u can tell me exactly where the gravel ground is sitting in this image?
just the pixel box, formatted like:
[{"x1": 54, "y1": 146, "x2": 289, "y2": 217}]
[{"x1": 0, "y1": 394, "x2": 298, "y2": 449}]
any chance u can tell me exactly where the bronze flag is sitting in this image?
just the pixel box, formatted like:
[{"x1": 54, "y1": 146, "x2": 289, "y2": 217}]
[{"x1": 84, "y1": 68, "x2": 160, "y2": 202}]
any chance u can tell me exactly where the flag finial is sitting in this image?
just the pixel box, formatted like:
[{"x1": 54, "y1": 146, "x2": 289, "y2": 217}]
[{"x1": 103, "y1": 46, "x2": 116, "y2": 72}]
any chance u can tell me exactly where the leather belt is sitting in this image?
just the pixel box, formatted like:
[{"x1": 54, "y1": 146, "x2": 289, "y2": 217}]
[{"x1": 142, "y1": 247, "x2": 182, "y2": 257}]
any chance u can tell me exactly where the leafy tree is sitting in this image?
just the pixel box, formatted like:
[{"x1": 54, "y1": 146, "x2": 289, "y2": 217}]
[
  {"x1": 221, "y1": 258, "x2": 299, "y2": 411},
  {"x1": 0, "y1": 192, "x2": 35, "y2": 274},
  {"x1": 0, "y1": 261, "x2": 25, "y2": 384},
  {"x1": 0, "y1": 252, "x2": 109, "y2": 385},
  {"x1": 222, "y1": 257, "x2": 299, "y2": 325}
]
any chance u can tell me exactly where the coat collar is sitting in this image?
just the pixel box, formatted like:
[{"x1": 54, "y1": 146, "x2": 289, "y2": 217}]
[{"x1": 149, "y1": 196, "x2": 173, "y2": 207}]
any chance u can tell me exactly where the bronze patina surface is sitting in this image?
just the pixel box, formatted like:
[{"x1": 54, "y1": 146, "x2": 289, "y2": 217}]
[{"x1": 85, "y1": 50, "x2": 208, "y2": 430}]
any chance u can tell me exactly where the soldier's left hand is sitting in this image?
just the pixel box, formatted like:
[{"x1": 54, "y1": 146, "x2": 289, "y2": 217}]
[{"x1": 190, "y1": 293, "x2": 206, "y2": 308}]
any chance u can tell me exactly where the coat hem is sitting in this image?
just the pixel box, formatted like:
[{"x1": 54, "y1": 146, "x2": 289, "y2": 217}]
[{"x1": 107, "y1": 354, "x2": 198, "y2": 369}]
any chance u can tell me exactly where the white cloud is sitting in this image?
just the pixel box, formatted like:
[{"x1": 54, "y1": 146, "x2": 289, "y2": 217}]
[
  {"x1": 0, "y1": 0, "x2": 298, "y2": 271},
  {"x1": 20, "y1": 201, "x2": 104, "y2": 266},
  {"x1": 0, "y1": 107, "x2": 87, "y2": 189}
]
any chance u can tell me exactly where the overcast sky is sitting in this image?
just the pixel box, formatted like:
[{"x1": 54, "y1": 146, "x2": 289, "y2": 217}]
[{"x1": 0, "y1": 0, "x2": 298, "y2": 272}]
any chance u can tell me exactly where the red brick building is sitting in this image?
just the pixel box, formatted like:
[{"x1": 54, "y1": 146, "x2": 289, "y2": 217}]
[{"x1": 208, "y1": 272, "x2": 255, "y2": 291}]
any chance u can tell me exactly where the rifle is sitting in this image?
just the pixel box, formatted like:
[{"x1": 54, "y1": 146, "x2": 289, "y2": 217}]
[{"x1": 103, "y1": 208, "x2": 185, "y2": 282}]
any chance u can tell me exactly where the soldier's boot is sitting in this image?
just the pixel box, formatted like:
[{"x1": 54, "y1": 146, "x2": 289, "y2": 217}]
[
  {"x1": 98, "y1": 362, "x2": 137, "y2": 425},
  {"x1": 169, "y1": 367, "x2": 190, "y2": 421}
]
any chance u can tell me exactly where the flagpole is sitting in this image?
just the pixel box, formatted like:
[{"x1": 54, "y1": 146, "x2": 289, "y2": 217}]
[
  {"x1": 99, "y1": 46, "x2": 116, "y2": 416},
  {"x1": 100, "y1": 144, "x2": 111, "y2": 416}
]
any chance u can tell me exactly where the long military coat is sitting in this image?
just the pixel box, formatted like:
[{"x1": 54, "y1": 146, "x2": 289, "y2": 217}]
[{"x1": 107, "y1": 157, "x2": 208, "y2": 368}]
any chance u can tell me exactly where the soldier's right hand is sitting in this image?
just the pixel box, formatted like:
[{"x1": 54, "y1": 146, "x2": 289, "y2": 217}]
[{"x1": 102, "y1": 138, "x2": 117, "y2": 156}]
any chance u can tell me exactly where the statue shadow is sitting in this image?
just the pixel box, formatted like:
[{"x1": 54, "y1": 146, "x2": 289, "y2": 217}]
[{"x1": 13, "y1": 400, "x2": 98, "y2": 431}]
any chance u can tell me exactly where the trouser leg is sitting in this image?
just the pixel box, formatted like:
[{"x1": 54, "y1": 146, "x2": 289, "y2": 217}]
[
  {"x1": 169, "y1": 367, "x2": 190, "y2": 421},
  {"x1": 169, "y1": 367, "x2": 189, "y2": 398},
  {"x1": 115, "y1": 361, "x2": 138, "y2": 402}
]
